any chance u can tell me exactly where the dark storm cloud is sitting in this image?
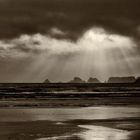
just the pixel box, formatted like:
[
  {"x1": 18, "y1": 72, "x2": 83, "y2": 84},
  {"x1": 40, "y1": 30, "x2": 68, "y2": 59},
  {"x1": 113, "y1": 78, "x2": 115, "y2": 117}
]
[{"x1": 0, "y1": 0, "x2": 140, "y2": 41}]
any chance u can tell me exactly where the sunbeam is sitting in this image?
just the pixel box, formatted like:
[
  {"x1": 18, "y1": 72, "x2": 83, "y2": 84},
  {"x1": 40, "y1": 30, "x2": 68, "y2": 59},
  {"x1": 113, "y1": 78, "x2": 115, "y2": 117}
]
[{"x1": 0, "y1": 27, "x2": 140, "y2": 82}]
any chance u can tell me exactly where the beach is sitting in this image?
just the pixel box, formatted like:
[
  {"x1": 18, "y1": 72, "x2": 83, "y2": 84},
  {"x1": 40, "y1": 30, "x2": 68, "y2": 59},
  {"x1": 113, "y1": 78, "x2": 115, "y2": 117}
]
[{"x1": 0, "y1": 106, "x2": 140, "y2": 140}]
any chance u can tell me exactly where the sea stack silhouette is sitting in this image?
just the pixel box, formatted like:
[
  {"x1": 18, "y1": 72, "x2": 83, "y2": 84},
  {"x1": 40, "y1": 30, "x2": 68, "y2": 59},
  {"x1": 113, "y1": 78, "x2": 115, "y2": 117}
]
[
  {"x1": 44, "y1": 79, "x2": 50, "y2": 83},
  {"x1": 108, "y1": 76, "x2": 136, "y2": 83},
  {"x1": 69, "y1": 77, "x2": 85, "y2": 83},
  {"x1": 87, "y1": 77, "x2": 100, "y2": 83},
  {"x1": 135, "y1": 77, "x2": 140, "y2": 83}
]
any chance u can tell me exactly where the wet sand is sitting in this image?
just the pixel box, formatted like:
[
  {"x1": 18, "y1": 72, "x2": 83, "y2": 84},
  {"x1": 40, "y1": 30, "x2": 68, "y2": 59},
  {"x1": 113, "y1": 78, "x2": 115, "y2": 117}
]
[
  {"x1": 0, "y1": 83, "x2": 140, "y2": 139},
  {"x1": 0, "y1": 121, "x2": 84, "y2": 140},
  {"x1": 0, "y1": 106, "x2": 140, "y2": 140},
  {"x1": 0, "y1": 118, "x2": 140, "y2": 140}
]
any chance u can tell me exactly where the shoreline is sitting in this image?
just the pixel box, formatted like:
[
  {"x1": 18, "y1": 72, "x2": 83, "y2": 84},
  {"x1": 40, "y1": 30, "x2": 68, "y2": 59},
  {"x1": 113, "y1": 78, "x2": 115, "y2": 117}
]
[
  {"x1": 0, "y1": 118, "x2": 140, "y2": 140},
  {"x1": 0, "y1": 105, "x2": 139, "y2": 140}
]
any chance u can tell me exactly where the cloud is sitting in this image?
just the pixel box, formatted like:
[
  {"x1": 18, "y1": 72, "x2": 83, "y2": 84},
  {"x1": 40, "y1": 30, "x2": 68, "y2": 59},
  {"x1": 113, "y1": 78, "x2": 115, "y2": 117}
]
[
  {"x1": 0, "y1": 0, "x2": 140, "y2": 82},
  {"x1": 0, "y1": 0, "x2": 140, "y2": 42},
  {"x1": 0, "y1": 27, "x2": 139, "y2": 82},
  {"x1": 0, "y1": 27, "x2": 136, "y2": 58}
]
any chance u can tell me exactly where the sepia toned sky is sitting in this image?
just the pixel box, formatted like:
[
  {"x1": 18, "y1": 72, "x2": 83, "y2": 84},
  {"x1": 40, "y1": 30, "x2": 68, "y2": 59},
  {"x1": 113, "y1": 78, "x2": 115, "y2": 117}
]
[{"x1": 0, "y1": 0, "x2": 140, "y2": 82}]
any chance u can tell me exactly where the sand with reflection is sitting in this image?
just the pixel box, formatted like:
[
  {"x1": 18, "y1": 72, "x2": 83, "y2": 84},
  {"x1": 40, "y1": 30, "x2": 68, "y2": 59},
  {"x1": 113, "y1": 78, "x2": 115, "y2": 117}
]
[
  {"x1": 0, "y1": 106, "x2": 140, "y2": 140},
  {"x1": 79, "y1": 125, "x2": 130, "y2": 140}
]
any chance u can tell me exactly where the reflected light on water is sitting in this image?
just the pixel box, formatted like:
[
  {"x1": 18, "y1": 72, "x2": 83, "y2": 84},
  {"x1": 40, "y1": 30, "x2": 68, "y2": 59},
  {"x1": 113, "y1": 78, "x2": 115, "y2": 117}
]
[
  {"x1": 0, "y1": 106, "x2": 140, "y2": 122},
  {"x1": 37, "y1": 125, "x2": 131, "y2": 140},
  {"x1": 79, "y1": 125, "x2": 130, "y2": 140}
]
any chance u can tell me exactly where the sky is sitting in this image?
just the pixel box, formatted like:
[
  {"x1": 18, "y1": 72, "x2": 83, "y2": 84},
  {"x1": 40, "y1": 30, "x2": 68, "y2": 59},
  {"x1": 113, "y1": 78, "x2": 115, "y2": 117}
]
[{"x1": 0, "y1": 0, "x2": 140, "y2": 82}]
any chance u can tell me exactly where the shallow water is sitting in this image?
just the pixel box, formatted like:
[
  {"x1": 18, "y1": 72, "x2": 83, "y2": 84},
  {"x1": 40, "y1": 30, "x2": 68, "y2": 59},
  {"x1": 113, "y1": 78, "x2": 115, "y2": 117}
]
[
  {"x1": 36, "y1": 125, "x2": 131, "y2": 140},
  {"x1": 0, "y1": 106, "x2": 140, "y2": 122},
  {"x1": 79, "y1": 125, "x2": 130, "y2": 140},
  {"x1": 0, "y1": 106, "x2": 140, "y2": 140}
]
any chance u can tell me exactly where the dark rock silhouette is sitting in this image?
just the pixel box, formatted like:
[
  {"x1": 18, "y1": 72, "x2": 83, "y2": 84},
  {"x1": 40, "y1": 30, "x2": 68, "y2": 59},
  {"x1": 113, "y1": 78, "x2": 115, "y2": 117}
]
[
  {"x1": 135, "y1": 77, "x2": 140, "y2": 83},
  {"x1": 108, "y1": 76, "x2": 136, "y2": 83},
  {"x1": 44, "y1": 79, "x2": 50, "y2": 83},
  {"x1": 69, "y1": 77, "x2": 85, "y2": 83},
  {"x1": 87, "y1": 77, "x2": 100, "y2": 83}
]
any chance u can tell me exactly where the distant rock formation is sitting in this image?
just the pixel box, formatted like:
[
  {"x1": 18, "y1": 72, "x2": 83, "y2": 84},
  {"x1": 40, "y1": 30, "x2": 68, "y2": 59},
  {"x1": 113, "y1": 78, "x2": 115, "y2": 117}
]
[
  {"x1": 135, "y1": 77, "x2": 140, "y2": 83},
  {"x1": 87, "y1": 77, "x2": 100, "y2": 83},
  {"x1": 108, "y1": 76, "x2": 136, "y2": 83},
  {"x1": 69, "y1": 77, "x2": 85, "y2": 83},
  {"x1": 44, "y1": 79, "x2": 50, "y2": 83}
]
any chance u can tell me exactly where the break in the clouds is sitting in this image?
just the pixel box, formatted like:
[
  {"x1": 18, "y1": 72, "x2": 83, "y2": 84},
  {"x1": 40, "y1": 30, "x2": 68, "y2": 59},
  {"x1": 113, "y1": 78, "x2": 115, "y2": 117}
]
[
  {"x1": 0, "y1": 28, "x2": 136, "y2": 57},
  {"x1": 0, "y1": 0, "x2": 140, "y2": 82},
  {"x1": 0, "y1": 28, "x2": 140, "y2": 82}
]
